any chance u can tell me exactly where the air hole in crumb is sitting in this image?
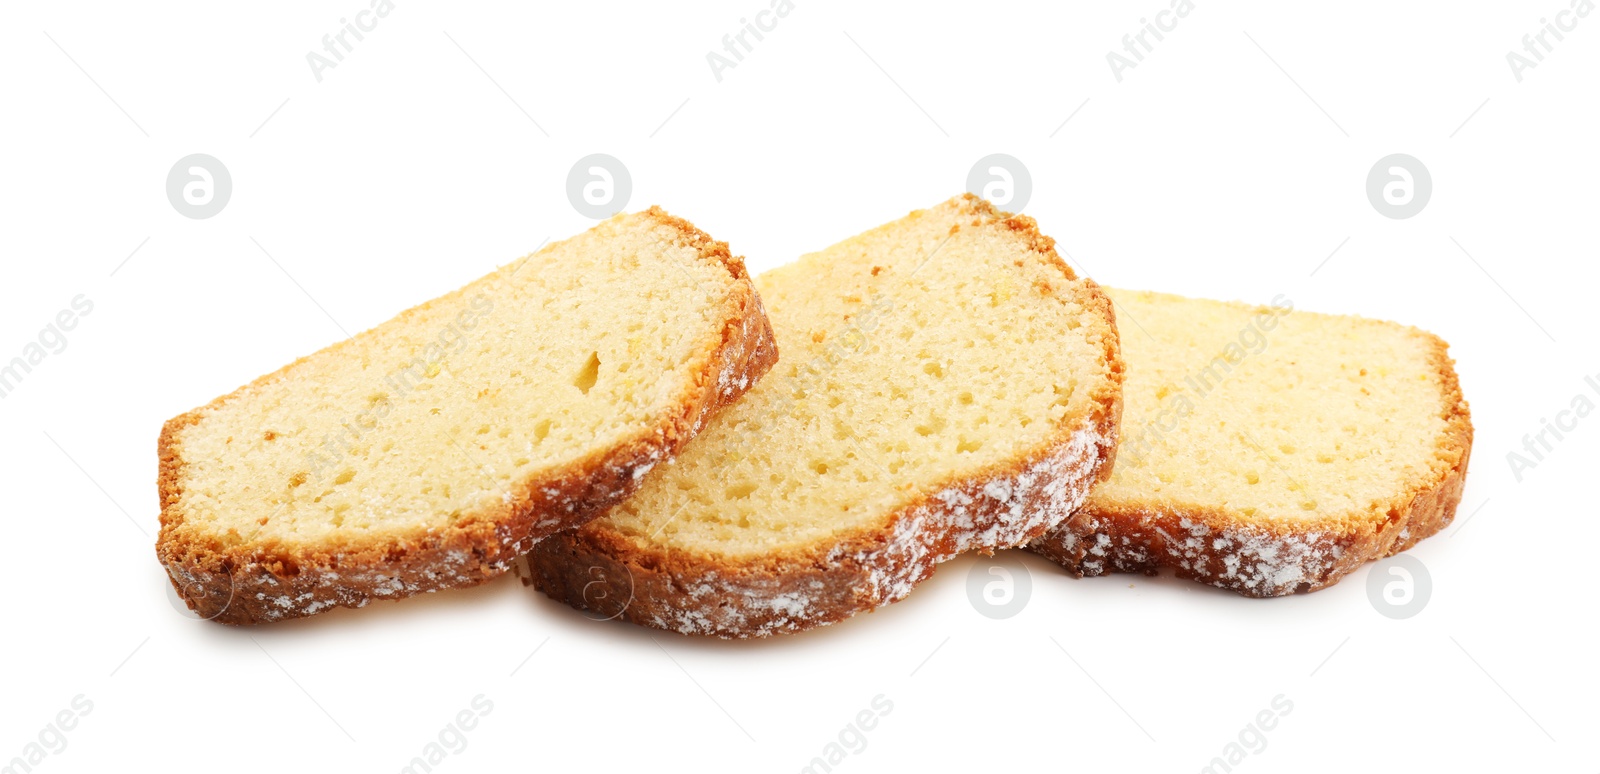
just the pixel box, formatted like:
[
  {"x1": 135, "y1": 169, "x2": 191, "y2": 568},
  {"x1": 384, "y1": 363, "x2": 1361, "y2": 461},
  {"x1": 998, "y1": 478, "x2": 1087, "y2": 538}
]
[
  {"x1": 533, "y1": 419, "x2": 552, "y2": 442},
  {"x1": 725, "y1": 483, "x2": 758, "y2": 500}
]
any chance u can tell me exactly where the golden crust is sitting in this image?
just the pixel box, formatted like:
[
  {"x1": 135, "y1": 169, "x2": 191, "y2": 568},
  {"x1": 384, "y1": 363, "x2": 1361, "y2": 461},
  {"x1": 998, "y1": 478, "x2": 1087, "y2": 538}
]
[
  {"x1": 1029, "y1": 330, "x2": 1473, "y2": 597},
  {"x1": 156, "y1": 208, "x2": 778, "y2": 624},
  {"x1": 527, "y1": 195, "x2": 1125, "y2": 638}
]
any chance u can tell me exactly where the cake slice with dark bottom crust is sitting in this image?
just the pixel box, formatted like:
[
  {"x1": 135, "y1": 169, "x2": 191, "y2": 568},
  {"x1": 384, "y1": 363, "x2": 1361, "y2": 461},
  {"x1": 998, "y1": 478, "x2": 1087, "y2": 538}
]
[
  {"x1": 528, "y1": 195, "x2": 1124, "y2": 637},
  {"x1": 1028, "y1": 288, "x2": 1472, "y2": 596},
  {"x1": 158, "y1": 208, "x2": 777, "y2": 624}
]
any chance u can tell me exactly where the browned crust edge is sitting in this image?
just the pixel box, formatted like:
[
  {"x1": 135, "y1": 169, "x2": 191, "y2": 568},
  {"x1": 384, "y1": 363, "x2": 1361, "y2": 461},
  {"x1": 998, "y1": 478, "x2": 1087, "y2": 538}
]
[
  {"x1": 1028, "y1": 330, "x2": 1473, "y2": 597},
  {"x1": 527, "y1": 194, "x2": 1126, "y2": 638},
  {"x1": 156, "y1": 207, "x2": 779, "y2": 625}
]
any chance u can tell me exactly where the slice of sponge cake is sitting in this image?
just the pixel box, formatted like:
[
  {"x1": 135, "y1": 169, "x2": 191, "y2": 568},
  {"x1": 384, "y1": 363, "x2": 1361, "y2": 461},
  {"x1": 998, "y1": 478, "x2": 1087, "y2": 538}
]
[
  {"x1": 527, "y1": 195, "x2": 1123, "y2": 637},
  {"x1": 157, "y1": 208, "x2": 776, "y2": 624},
  {"x1": 1029, "y1": 288, "x2": 1472, "y2": 596}
]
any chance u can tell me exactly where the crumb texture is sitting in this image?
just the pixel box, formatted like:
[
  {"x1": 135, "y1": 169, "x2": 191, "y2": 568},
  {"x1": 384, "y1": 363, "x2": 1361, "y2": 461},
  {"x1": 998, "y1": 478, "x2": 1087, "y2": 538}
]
[
  {"x1": 1030, "y1": 288, "x2": 1472, "y2": 596},
  {"x1": 158, "y1": 208, "x2": 777, "y2": 623},
  {"x1": 531, "y1": 194, "x2": 1123, "y2": 637}
]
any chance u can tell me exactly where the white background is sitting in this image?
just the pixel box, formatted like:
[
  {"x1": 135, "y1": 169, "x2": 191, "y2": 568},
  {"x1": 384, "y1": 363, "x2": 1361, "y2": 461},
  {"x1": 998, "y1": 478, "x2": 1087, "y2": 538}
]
[{"x1": 2, "y1": 1, "x2": 1596, "y2": 771}]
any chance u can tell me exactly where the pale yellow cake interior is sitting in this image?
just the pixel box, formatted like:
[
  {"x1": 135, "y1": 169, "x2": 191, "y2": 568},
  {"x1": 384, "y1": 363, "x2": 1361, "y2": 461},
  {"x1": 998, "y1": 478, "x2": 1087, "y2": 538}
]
[
  {"x1": 170, "y1": 212, "x2": 736, "y2": 547},
  {"x1": 1095, "y1": 288, "x2": 1456, "y2": 522},
  {"x1": 594, "y1": 199, "x2": 1118, "y2": 557}
]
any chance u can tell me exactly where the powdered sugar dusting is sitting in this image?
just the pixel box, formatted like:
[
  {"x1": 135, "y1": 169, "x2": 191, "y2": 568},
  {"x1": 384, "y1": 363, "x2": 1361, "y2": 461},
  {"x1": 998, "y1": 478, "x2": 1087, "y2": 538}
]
[
  {"x1": 635, "y1": 423, "x2": 1112, "y2": 638},
  {"x1": 166, "y1": 441, "x2": 676, "y2": 623},
  {"x1": 1036, "y1": 508, "x2": 1347, "y2": 596}
]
